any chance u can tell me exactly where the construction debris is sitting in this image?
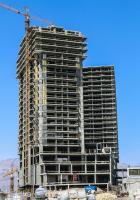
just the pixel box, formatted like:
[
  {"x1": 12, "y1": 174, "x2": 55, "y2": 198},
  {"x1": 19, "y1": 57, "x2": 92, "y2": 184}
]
[{"x1": 96, "y1": 192, "x2": 117, "y2": 200}]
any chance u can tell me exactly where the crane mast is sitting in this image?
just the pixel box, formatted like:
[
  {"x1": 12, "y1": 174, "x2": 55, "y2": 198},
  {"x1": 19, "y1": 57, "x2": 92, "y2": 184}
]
[{"x1": 24, "y1": 7, "x2": 30, "y2": 31}]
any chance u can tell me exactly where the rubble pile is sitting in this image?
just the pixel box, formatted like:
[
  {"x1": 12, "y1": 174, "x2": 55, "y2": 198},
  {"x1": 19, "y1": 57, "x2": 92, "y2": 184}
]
[{"x1": 96, "y1": 192, "x2": 117, "y2": 200}]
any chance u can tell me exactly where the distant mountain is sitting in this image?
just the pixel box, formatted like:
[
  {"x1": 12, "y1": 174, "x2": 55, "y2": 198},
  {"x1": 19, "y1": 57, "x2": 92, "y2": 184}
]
[{"x1": 0, "y1": 159, "x2": 19, "y2": 192}]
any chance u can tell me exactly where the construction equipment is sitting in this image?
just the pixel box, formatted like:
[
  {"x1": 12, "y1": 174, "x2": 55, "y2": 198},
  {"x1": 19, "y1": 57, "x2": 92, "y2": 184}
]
[
  {"x1": 3, "y1": 167, "x2": 18, "y2": 193},
  {"x1": 0, "y1": 2, "x2": 53, "y2": 31}
]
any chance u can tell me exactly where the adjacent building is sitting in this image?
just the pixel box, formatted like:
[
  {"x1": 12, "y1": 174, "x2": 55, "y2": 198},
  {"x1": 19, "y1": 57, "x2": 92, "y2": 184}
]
[
  {"x1": 17, "y1": 26, "x2": 118, "y2": 191},
  {"x1": 122, "y1": 167, "x2": 140, "y2": 199},
  {"x1": 83, "y1": 66, "x2": 119, "y2": 162}
]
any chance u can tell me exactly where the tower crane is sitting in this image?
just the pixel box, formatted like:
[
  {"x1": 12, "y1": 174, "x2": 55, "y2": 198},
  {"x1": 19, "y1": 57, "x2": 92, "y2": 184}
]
[
  {"x1": 3, "y1": 167, "x2": 18, "y2": 193},
  {"x1": 0, "y1": 2, "x2": 53, "y2": 31}
]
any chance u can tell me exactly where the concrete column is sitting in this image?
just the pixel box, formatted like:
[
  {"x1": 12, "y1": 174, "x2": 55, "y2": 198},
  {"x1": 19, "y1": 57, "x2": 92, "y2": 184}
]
[
  {"x1": 85, "y1": 164, "x2": 87, "y2": 173},
  {"x1": 58, "y1": 164, "x2": 60, "y2": 173},
  {"x1": 80, "y1": 71, "x2": 85, "y2": 154},
  {"x1": 110, "y1": 155, "x2": 112, "y2": 184},
  {"x1": 60, "y1": 174, "x2": 63, "y2": 183},
  {"x1": 71, "y1": 164, "x2": 72, "y2": 174},
  {"x1": 95, "y1": 154, "x2": 97, "y2": 183}
]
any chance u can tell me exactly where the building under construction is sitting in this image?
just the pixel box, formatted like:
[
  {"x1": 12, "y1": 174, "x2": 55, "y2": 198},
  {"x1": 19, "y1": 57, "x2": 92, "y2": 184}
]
[
  {"x1": 17, "y1": 26, "x2": 118, "y2": 190},
  {"x1": 83, "y1": 66, "x2": 119, "y2": 162}
]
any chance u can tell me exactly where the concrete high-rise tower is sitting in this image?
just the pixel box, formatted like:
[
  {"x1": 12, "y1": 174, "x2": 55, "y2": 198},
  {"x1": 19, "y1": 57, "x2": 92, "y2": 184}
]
[
  {"x1": 17, "y1": 26, "x2": 87, "y2": 189},
  {"x1": 17, "y1": 26, "x2": 118, "y2": 191}
]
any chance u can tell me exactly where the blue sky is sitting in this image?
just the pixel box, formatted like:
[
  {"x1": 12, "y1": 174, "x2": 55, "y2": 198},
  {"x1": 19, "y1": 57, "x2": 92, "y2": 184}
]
[{"x1": 0, "y1": 0, "x2": 140, "y2": 164}]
